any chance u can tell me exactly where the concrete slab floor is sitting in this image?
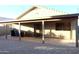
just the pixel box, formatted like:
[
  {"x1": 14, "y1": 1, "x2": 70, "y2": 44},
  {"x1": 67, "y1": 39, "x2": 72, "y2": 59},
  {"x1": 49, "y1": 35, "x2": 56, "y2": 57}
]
[{"x1": 0, "y1": 36, "x2": 79, "y2": 54}]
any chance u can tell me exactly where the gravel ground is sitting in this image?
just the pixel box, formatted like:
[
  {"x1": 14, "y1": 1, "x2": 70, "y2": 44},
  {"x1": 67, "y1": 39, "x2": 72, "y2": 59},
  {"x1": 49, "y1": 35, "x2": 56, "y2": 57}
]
[{"x1": 0, "y1": 36, "x2": 79, "y2": 54}]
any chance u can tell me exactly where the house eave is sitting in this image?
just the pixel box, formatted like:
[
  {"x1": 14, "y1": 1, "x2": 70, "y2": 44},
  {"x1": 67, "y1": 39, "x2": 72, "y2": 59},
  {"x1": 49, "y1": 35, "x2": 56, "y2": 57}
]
[{"x1": 0, "y1": 13, "x2": 79, "y2": 23}]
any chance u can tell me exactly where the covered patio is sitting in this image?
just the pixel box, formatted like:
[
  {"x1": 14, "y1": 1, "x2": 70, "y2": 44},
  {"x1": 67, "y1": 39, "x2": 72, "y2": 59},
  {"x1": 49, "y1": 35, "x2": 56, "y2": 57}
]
[{"x1": 0, "y1": 13, "x2": 79, "y2": 47}]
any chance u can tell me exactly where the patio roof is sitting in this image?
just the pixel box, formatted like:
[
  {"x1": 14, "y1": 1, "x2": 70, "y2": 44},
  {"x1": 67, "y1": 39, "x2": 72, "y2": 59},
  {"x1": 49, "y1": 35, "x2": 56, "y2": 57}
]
[{"x1": 0, "y1": 13, "x2": 79, "y2": 23}]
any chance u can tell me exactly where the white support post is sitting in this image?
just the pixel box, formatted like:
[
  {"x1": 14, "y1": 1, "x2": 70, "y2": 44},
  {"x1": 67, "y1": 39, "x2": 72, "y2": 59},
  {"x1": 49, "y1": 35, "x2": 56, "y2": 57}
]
[
  {"x1": 42, "y1": 21, "x2": 45, "y2": 44},
  {"x1": 19, "y1": 22, "x2": 21, "y2": 40},
  {"x1": 10, "y1": 24, "x2": 12, "y2": 40},
  {"x1": 10, "y1": 23, "x2": 12, "y2": 40},
  {"x1": 76, "y1": 17, "x2": 79, "y2": 47},
  {"x1": 5, "y1": 24, "x2": 7, "y2": 39}
]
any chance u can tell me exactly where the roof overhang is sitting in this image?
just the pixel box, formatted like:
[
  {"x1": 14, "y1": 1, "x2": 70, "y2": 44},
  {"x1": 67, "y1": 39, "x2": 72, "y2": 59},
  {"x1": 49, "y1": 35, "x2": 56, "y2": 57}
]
[{"x1": 0, "y1": 13, "x2": 79, "y2": 23}]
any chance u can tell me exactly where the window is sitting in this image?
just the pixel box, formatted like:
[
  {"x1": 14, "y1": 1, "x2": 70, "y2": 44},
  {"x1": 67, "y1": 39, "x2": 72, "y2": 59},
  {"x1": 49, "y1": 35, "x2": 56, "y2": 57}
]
[
  {"x1": 56, "y1": 22, "x2": 71, "y2": 30},
  {"x1": 56, "y1": 23, "x2": 64, "y2": 30}
]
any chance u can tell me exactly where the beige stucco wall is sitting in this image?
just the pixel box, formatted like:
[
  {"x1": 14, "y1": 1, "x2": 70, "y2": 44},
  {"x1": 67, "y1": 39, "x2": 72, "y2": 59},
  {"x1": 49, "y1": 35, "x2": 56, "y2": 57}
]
[{"x1": 44, "y1": 22, "x2": 71, "y2": 39}]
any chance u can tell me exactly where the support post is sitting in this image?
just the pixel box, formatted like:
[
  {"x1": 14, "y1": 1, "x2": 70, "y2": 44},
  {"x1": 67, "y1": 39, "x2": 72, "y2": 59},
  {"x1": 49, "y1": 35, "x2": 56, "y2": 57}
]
[
  {"x1": 76, "y1": 17, "x2": 79, "y2": 47},
  {"x1": 10, "y1": 23, "x2": 13, "y2": 40},
  {"x1": 42, "y1": 21, "x2": 45, "y2": 44},
  {"x1": 34, "y1": 24, "x2": 36, "y2": 37},
  {"x1": 5, "y1": 24, "x2": 7, "y2": 39},
  {"x1": 18, "y1": 22, "x2": 21, "y2": 40}
]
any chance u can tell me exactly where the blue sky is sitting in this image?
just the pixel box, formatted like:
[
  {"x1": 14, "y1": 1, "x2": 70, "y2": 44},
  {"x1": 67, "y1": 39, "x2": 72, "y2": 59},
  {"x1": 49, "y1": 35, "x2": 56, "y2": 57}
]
[{"x1": 0, "y1": 5, "x2": 79, "y2": 18}]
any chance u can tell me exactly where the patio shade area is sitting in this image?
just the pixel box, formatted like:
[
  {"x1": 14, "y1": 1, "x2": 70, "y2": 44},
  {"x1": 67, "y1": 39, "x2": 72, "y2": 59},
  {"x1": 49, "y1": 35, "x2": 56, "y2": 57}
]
[{"x1": 0, "y1": 14, "x2": 78, "y2": 47}]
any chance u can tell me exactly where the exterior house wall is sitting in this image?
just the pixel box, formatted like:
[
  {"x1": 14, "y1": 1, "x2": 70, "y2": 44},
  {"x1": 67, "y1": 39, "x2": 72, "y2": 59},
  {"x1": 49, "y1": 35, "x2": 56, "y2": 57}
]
[{"x1": 45, "y1": 21, "x2": 71, "y2": 39}]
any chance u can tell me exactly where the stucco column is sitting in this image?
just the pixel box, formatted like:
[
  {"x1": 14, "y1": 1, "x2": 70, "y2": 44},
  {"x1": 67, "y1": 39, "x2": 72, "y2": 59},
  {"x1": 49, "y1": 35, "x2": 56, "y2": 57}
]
[
  {"x1": 71, "y1": 18, "x2": 78, "y2": 47},
  {"x1": 71, "y1": 20, "x2": 76, "y2": 40},
  {"x1": 76, "y1": 17, "x2": 79, "y2": 47}
]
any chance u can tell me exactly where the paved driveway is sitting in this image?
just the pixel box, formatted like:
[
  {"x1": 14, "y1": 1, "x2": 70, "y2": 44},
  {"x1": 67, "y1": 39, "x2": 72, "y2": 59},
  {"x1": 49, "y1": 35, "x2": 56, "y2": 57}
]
[{"x1": 0, "y1": 38, "x2": 79, "y2": 54}]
